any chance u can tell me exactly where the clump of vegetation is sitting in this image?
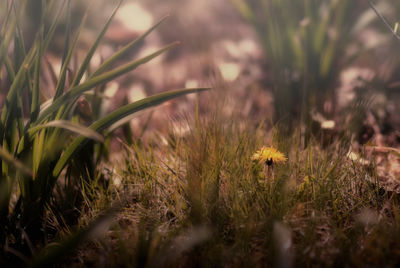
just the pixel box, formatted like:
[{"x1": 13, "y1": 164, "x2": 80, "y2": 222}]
[
  {"x1": 71, "y1": 111, "x2": 400, "y2": 267},
  {"x1": 230, "y1": 0, "x2": 357, "y2": 126},
  {"x1": 229, "y1": 0, "x2": 390, "y2": 136},
  {"x1": 0, "y1": 0, "x2": 206, "y2": 265}
]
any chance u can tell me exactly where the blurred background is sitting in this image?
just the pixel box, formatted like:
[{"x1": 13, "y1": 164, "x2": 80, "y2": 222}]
[
  {"x1": 63, "y1": 0, "x2": 400, "y2": 147},
  {"x1": 2, "y1": 0, "x2": 399, "y2": 145}
]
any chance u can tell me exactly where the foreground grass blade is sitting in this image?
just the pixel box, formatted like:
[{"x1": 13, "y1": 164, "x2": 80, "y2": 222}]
[
  {"x1": 42, "y1": 0, "x2": 67, "y2": 53},
  {"x1": 37, "y1": 42, "x2": 179, "y2": 123},
  {"x1": 28, "y1": 120, "x2": 104, "y2": 143},
  {"x1": 60, "y1": 0, "x2": 71, "y2": 65},
  {"x1": 54, "y1": 5, "x2": 87, "y2": 100},
  {"x1": 0, "y1": 146, "x2": 33, "y2": 177},
  {"x1": 0, "y1": 1, "x2": 21, "y2": 68},
  {"x1": 30, "y1": 28, "x2": 43, "y2": 122},
  {"x1": 53, "y1": 87, "x2": 209, "y2": 177},
  {"x1": 71, "y1": 0, "x2": 123, "y2": 87},
  {"x1": 368, "y1": 0, "x2": 400, "y2": 41},
  {"x1": 91, "y1": 15, "x2": 170, "y2": 77},
  {"x1": 1, "y1": 47, "x2": 36, "y2": 133}
]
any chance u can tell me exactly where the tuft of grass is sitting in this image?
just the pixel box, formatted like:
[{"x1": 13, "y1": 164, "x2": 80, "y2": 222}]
[
  {"x1": 229, "y1": 0, "x2": 369, "y2": 134},
  {"x1": 71, "y1": 109, "x2": 400, "y2": 267}
]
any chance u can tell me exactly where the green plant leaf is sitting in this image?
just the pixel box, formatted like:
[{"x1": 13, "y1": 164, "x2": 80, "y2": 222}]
[
  {"x1": 30, "y1": 27, "x2": 44, "y2": 122},
  {"x1": 0, "y1": 1, "x2": 20, "y2": 68},
  {"x1": 52, "y1": 87, "x2": 209, "y2": 177},
  {"x1": 37, "y1": 42, "x2": 179, "y2": 123},
  {"x1": 70, "y1": 0, "x2": 123, "y2": 87},
  {"x1": 42, "y1": 0, "x2": 68, "y2": 53},
  {"x1": 1, "y1": 46, "x2": 36, "y2": 136},
  {"x1": 53, "y1": 4, "x2": 87, "y2": 100},
  {"x1": 29, "y1": 120, "x2": 104, "y2": 143},
  {"x1": 90, "y1": 15, "x2": 169, "y2": 77},
  {"x1": 0, "y1": 146, "x2": 32, "y2": 177}
]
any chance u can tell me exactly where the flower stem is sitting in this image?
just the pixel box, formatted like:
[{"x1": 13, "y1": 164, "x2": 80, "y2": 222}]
[{"x1": 264, "y1": 164, "x2": 274, "y2": 182}]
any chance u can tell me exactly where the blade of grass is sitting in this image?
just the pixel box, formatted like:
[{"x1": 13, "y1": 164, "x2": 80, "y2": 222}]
[
  {"x1": 61, "y1": 0, "x2": 71, "y2": 65},
  {"x1": 42, "y1": 0, "x2": 67, "y2": 53},
  {"x1": 14, "y1": 91, "x2": 25, "y2": 148},
  {"x1": 54, "y1": 6, "x2": 88, "y2": 100},
  {"x1": 13, "y1": 21, "x2": 26, "y2": 71},
  {"x1": 0, "y1": 146, "x2": 33, "y2": 177},
  {"x1": 52, "y1": 87, "x2": 209, "y2": 177},
  {"x1": 30, "y1": 28, "x2": 44, "y2": 122},
  {"x1": 70, "y1": 0, "x2": 123, "y2": 87},
  {"x1": 4, "y1": 55, "x2": 15, "y2": 80},
  {"x1": 90, "y1": 15, "x2": 169, "y2": 77},
  {"x1": 1, "y1": 47, "x2": 36, "y2": 130},
  {"x1": 368, "y1": 0, "x2": 400, "y2": 41},
  {"x1": 37, "y1": 42, "x2": 179, "y2": 123},
  {"x1": 28, "y1": 120, "x2": 104, "y2": 143},
  {"x1": 0, "y1": 0, "x2": 19, "y2": 68},
  {"x1": 32, "y1": 131, "x2": 45, "y2": 177}
]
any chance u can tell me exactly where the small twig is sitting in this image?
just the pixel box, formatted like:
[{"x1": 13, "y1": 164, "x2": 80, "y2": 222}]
[{"x1": 368, "y1": 0, "x2": 400, "y2": 41}]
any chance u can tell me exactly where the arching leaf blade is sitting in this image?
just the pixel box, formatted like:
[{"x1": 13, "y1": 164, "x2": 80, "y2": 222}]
[
  {"x1": 52, "y1": 87, "x2": 209, "y2": 177},
  {"x1": 37, "y1": 42, "x2": 179, "y2": 123},
  {"x1": 71, "y1": 0, "x2": 123, "y2": 87},
  {"x1": 91, "y1": 15, "x2": 169, "y2": 77},
  {"x1": 0, "y1": 146, "x2": 32, "y2": 177},
  {"x1": 29, "y1": 120, "x2": 104, "y2": 143}
]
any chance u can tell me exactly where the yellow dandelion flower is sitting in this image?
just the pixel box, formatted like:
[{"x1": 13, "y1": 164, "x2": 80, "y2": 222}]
[{"x1": 251, "y1": 146, "x2": 287, "y2": 166}]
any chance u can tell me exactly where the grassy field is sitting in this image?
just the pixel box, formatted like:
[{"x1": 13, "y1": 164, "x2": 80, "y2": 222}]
[
  {"x1": 1, "y1": 0, "x2": 400, "y2": 267},
  {"x1": 66, "y1": 108, "x2": 400, "y2": 267}
]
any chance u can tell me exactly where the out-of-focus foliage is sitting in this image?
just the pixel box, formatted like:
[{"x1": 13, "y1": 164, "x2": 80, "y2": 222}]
[{"x1": 229, "y1": 0, "x2": 399, "y2": 136}]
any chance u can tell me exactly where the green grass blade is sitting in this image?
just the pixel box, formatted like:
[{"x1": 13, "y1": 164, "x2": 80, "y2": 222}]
[
  {"x1": 0, "y1": 1, "x2": 19, "y2": 68},
  {"x1": 28, "y1": 120, "x2": 104, "y2": 143},
  {"x1": 52, "y1": 87, "x2": 209, "y2": 177},
  {"x1": 4, "y1": 55, "x2": 16, "y2": 81},
  {"x1": 37, "y1": 42, "x2": 179, "y2": 123},
  {"x1": 54, "y1": 7, "x2": 88, "y2": 100},
  {"x1": 61, "y1": 0, "x2": 71, "y2": 65},
  {"x1": 313, "y1": 5, "x2": 331, "y2": 53},
  {"x1": 32, "y1": 131, "x2": 45, "y2": 177},
  {"x1": 0, "y1": 1, "x2": 12, "y2": 36},
  {"x1": 15, "y1": 91, "x2": 25, "y2": 146},
  {"x1": 90, "y1": 15, "x2": 169, "y2": 77},
  {"x1": 42, "y1": 0, "x2": 67, "y2": 53},
  {"x1": 13, "y1": 24, "x2": 26, "y2": 71},
  {"x1": 0, "y1": 178, "x2": 14, "y2": 216},
  {"x1": 93, "y1": 87, "x2": 208, "y2": 132},
  {"x1": 31, "y1": 28, "x2": 44, "y2": 122},
  {"x1": 9, "y1": 7, "x2": 29, "y2": 141},
  {"x1": 0, "y1": 146, "x2": 33, "y2": 177},
  {"x1": 1, "y1": 47, "x2": 36, "y2": 125},
  {"x1": 71, "y1": 0, "x2": 122, "y2": 87}
]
